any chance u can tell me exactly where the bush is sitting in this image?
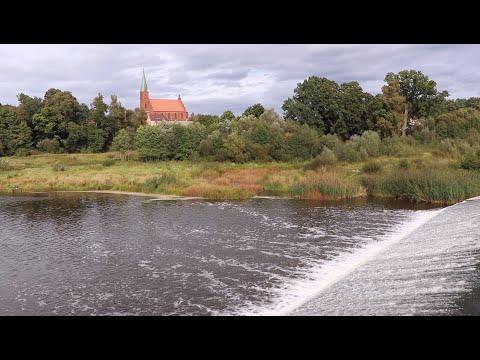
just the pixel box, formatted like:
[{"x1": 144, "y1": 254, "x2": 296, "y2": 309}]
[
  {"x1": 143, "y1": 174, "x2": 179, "y2": 192},
  {"x1": 135, "y1": 124, "x2": 174, "y2": 161},
  {"x1": 102, "y1": 159, "x2": 116, "y2": 167},
  {"x1": 460, "y1": 152, "x2": 480, "y2": 170},
  {"x1": 304, "y1": 146, "x2": 337, "y2": 170},
  {"x1": 362, "y1": 161, "x2": 382, "y2": 174},
  {"x1": 14, "y1": 148, "x2": 30, "y2": 157},
  {"x1": 37, "y1": 138, "x2": 61, "y2": 154},
  {"x1": 0, "y1": 158, "x2": 11, "y2": 171},
  {"x1": 398, "y1": 159, "x2": 410, "y2": 169},
  {"x1": 358, "y1": 131, "x2": 381, "y2": 157},
  {"x1": 51, "y1": 162, "x2": 65, "y2": 172}
]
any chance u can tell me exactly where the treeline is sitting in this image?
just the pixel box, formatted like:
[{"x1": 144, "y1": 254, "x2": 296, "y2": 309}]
[
  {"x1": 127, "y1": 70, "x2": 480, "y2": 164},
  {"x1": 0, "y1": 89, "x2": 146, "y2": 156},
  {"x1": 3, "y1": 69, "x2": 480, "y2": 162}
]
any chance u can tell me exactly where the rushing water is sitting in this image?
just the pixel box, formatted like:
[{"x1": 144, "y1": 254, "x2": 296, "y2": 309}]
[{"x1": 0, "y1": 193, "x2": 478, "y2": 316}]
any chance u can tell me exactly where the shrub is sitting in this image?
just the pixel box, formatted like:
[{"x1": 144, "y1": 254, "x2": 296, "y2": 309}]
[
  {"x1": 51, "y1": 162, "x2": 65, "y2": 172},
  {"x1": 0, "y1": 158, "x2": 11, "y2": 171},
  {"x1": 358, "y1": 131, "x2": 381, "y2": 157},
  {"x1": 102, "y1": 159, "x2": 116, "y2": 167},
  {"x1": 436, "y1": 139, "x2": 457, "y2": 157},
  {"x1": 304, "y1": 146, "x2": 337, "y2": 170},
  {"x1": 14, "y1": 148, "x2": 30, "y2": 157},
  {"x1": 460, "y1": 152, "x2": 480, "y2": 170},
  {"x1": 135, "y1": 124, "x2": 174, "y2": 161},
  {"x1": 319, "y1": 134, "x2": 337, "y2": 151},
  {"x1": 143, "y1": 174, "x2": 179, "y2": 192},
  {"x1": 362, "y1": 161, "x2": 382, "y2": 174},
  {"x1": 398, "y1": 159, "x2": 410, "y2": 169},
  {"x1": 37, "y1": 138, "x2": 61, "y2": 154}
]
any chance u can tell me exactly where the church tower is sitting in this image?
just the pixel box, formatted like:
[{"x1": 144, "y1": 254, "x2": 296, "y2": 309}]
[{"x1": 140, "y1": 69, "x2": 150, "y2": 111}]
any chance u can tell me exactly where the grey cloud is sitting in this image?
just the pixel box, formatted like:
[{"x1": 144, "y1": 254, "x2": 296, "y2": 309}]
[{"x1": 2, "y1": 44, "x2": 480, "y2": 115}]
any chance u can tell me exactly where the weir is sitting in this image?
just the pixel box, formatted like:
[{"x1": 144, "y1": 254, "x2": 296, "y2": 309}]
[{"x1": 289, "y1": 199, "x2": 480, "y2": 316}]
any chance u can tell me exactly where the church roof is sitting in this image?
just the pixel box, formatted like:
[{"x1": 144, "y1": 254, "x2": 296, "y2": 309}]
[
  {"x1": 140, "y1": 70, "x2": 148, "y2": 91},
  {"x1": 149, "y1": 99, "x2": 186, "y2": 112}
]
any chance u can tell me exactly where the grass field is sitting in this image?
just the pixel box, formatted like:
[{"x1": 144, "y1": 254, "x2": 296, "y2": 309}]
[{"x1": 1, "y1": 151, "x2": 479, "y2": 204}]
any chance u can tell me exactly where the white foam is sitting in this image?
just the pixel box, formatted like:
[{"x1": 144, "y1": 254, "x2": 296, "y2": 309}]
[{"x1": 230, "y1": 208, "x2": 445, "y2": 316}]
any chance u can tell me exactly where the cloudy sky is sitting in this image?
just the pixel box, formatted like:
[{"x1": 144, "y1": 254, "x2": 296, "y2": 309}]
[{"x1": 0, "y1": 44, "x2": 478, "y2": 115}]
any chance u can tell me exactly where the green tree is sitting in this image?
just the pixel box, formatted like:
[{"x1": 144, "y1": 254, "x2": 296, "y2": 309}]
[
  {"x1": 90, "y1": 93, "x2": 108, "y2": 128},
  {"x1": 125, "y1": 108, "x2": 147, "y2": 129},
  {"x1": 64, "y1": 123, "x2": 106, "y2": 153},
  {"x1": 135, "y1": 124, "x2": 174, "y2": 161},
  {"x1": 242, "y1": 103, "x2": 265, "y2": 118},
  {"x1": 32, "y1": 88, "x2": 82, "y2": 145},
  {"x1": 287, "y1": 123, "x2": 321, "y2": 160},
  {"x1": 105, "y1": 95, "x2": 126, "y2": 147},
  {"x1": 111, "y1": 128, "x2": 136, "y2": 160},
  {"x1": 384, "y1": 70, "x2": 449, "y2": 136},
  {"x1": 335, "y1": 81, "x2": 371, "y2": 138},
  {"x1": 282, "y1": 76, "x2": 342, "y2": 133},
  {"x1": 0, "y1": 105, "x2": 32, "y2": 156},
  {"x1": 223, "y1": 133, "x2": 248, "y2": 163},
  {"x1": 172, "y1": 124, "x2": 193, "y2": 160},
  {"x1": 366, "y1": 94, "x2": 400, "y2": 138},
  {"x1": 220, "y1": 110, "x2": 236, "y2": 121}
]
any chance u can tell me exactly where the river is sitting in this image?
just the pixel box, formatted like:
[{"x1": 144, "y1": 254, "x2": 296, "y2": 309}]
[{"x1": 0, "y1": 192, "x2": 478, "y2": 315}]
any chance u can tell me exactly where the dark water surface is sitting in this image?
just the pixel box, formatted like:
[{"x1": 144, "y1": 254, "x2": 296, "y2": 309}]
[{"x1": 0, "y1": 193, "x2": 477, "y2": 315}]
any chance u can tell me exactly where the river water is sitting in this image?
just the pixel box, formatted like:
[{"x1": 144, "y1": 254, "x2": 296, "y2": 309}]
[{"x1": 0, "y1": 193, "x2": 478, "y2": 316}]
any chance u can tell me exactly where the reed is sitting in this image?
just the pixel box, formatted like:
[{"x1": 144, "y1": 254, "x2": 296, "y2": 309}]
[{"x1": 362, "y1": 169, "x2": 480, "y2": 204}]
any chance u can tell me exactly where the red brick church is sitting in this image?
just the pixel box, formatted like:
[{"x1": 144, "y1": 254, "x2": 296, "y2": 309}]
[{"x1": 140, "y1": 70, "x2": 189, "y2": 124}]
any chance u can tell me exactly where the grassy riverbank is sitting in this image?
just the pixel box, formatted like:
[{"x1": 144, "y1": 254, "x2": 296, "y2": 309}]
[{"x1": 1, "y1": 152, "x2": 480, "y2": 204}]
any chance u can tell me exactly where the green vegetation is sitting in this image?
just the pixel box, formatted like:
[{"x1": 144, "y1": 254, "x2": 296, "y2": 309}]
[{"x1": 2, "y1": 69, "x2": 480, "y2": 204}]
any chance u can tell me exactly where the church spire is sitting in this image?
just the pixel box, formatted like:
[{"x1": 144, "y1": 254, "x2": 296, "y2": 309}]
[{"x1": 140, "y1": 69, "x2": 148, "y2": 91}]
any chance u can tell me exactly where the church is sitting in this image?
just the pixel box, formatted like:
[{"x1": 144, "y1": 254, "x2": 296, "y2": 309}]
[{"x1": 140, "y1": 70, "x2": 190, "y2": 124}]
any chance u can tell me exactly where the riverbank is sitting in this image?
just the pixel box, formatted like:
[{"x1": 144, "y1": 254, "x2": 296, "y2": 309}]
[{"x1": 1, "y1": 152, "x2": 480, "y2": 204}]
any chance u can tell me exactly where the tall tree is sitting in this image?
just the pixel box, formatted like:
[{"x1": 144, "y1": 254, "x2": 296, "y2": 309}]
[
  {"x1": 335, "y1": 81, "x2": 371, "y2": 139},
  {"x1": 0, "y1": 105, "x2": 32, "y2": 155},
  {"x1": 125, "y1": 108, "x2": 147, "y2": 129},
  {"x1": 384, "y1": 70, "x2": 449, "y2": 136},
  {"x1": 242, "y1": 103, "x2": 265, "y2": 118},
  {"x1": 282, "y1": 76, "x2": 342, "y2": 134},
  {"x1": 90, "y1": 93, "x2": 108, "y2": 128},
  {"x1": 106, "y1": 95, "x2": 126, "y2": 147},
  {"x1": 31, "y1": 88, "x2": 81, "y2": 144}
]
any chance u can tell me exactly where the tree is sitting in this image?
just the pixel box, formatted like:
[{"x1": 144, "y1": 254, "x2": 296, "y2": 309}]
[
  {"x1": 282, "y1": 76, "x2": 342, "y2": 133},
  {"x1": 64, "y1": 123, "x2": 106, "y2": 153},
  {"x1": 172, "y1": 124, "x2": 193, "y2": 160},
  {"x1": 111, "y1": 128, "x2": 136, "y2": 161},
  {"x1": 220, "y1": 110, "x2": 236, "y2": 121},
  {"x1": 384, "y1": 70, "x2": 449, "y2": 136},
  {"x1": 366, "y1": 94, "x2": 401, "y2": 138},
  {"x1": 242, "y1": 103, "x2": 265, "y2": 118},
  {"x1": 0, "y1": 105, "x2": 32, "y2": 156},
  {"x1": 125, "y1": 108, "x2": 147, "y2": 129},
  {"x1": 90, "y1": 93, "x2": 108, "y2": 128},
  {"x1": 135, "y1": 124, "x2": 174, "y2": 161},
  {"x1": 32, "y1": 88, "x2": 81, "y2": 145},
  {"x1": 335, "y1": 81, "x2": 371, "y2": 139},
  {"x1": 105, "y1": 95, "x2": 126, "y2": 148}
]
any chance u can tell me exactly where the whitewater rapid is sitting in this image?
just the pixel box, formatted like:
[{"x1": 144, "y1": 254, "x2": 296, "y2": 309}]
[{"x1": 287, "y1": 199, "x2": 480, "y2": 315}]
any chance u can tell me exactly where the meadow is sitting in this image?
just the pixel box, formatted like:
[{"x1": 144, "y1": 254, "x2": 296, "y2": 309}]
[{"x1": 2, "y1": 145, "x2": 479, "y2": 204}]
